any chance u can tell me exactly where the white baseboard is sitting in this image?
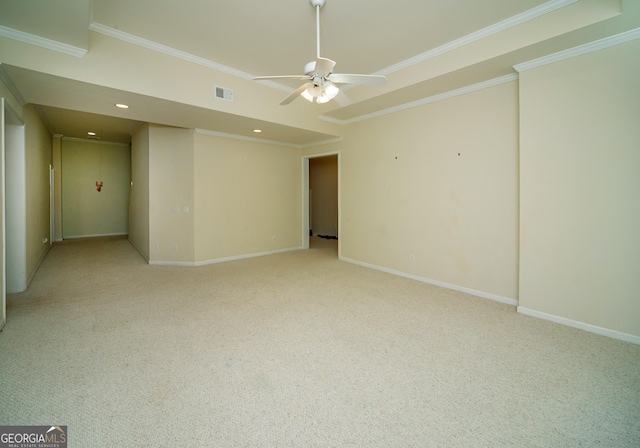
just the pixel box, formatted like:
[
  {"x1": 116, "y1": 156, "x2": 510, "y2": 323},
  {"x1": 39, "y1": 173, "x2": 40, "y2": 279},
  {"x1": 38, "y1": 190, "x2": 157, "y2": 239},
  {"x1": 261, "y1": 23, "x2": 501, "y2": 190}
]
[
  {"x1": 149, "y1": 246, "x2": 303, "y2": 267},
  {"x1": 63, "y1": 232, "x2": 128, "y2": 239},
  {"x1": 517, "y1": 307, "x2": 640, "y2": 345},
  {"x1": 149, "y1": 260, "x2": 196, "y2": 266},
  {"x1": 339, "y1": 256, "x2": 518, "y2": 306}
]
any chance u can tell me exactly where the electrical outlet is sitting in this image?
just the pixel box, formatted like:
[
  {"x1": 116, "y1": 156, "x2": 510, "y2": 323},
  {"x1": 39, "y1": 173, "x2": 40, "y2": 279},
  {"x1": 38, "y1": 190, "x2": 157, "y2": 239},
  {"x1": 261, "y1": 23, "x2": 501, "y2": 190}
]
[{"x1": 42, "y1": 237, "x2": 48, "y2": 244}]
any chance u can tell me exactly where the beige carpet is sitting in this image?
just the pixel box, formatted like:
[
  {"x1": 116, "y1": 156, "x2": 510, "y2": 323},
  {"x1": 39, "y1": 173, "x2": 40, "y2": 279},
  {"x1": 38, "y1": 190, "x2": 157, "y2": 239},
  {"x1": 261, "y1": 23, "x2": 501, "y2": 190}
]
[{"x1": 1, "y1": 236, "x2": 639, "y2": 447}]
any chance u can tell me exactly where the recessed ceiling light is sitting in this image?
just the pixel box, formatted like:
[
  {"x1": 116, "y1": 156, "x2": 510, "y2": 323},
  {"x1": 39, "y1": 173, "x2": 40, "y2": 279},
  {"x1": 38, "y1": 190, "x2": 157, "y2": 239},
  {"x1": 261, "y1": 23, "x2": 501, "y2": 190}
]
[
  {"x1": 87, "y1": 131, "x2": 96, "y2": 136},
  {"x1": 253, "y1": 129, "x2": 262, "y2": 133},
  {"x1": 115, "y1": 103, "x2": 129, "y2": 109}
]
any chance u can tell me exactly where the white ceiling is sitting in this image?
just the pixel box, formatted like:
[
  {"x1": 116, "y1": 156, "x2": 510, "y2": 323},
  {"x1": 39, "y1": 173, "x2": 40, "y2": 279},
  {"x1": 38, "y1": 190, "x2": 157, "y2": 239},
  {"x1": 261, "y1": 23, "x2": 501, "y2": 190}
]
[
  {"x1": 0, "y1": 0, "x2": 638, "y2": 145},
  {"x1": 89, "y1": 0, "x2": 547, "y2": 77}
]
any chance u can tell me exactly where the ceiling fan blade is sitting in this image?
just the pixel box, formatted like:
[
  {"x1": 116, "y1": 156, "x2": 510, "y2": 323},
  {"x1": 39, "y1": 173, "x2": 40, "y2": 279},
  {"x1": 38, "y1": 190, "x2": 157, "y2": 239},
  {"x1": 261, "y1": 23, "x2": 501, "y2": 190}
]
[
  {"x1": 280, "y1": 82, "x2": 314, "y2": 105},
  {"x1": 314, "y1": 57, "x2": 336, "y2": 75},
  {"x1": 328, "y1": 73, "x2": 388, "y2": 85},
  {"x1": 333, "y1": 90, "x2": 352, "y2": 107},
  {"x1": 253, "y1": 75, "x2": 311, "y2": 81}
]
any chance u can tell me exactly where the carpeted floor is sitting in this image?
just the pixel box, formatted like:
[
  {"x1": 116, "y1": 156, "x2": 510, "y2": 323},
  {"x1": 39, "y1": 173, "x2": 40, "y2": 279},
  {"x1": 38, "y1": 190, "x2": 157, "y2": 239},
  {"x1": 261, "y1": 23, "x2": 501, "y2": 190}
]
[{"x1": 1, "y1": 236, "x2": 639, "y2": 447}]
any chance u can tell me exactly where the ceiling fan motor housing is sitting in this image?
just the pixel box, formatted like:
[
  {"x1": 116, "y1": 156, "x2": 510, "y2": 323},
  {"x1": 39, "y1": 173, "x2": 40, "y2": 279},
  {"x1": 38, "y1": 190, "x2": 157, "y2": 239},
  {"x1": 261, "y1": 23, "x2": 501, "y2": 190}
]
[
  {"x1": 310, "y1": 0, "x2": 325, "y2": 8},
  {"x1": 304, "y1": 61, "x2": 318, "y2": 75}
]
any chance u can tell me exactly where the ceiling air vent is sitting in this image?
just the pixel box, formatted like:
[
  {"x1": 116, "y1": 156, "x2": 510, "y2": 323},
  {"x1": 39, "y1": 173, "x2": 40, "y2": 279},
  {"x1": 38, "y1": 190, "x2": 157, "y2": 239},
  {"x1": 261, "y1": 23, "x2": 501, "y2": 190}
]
[{"x1": 215, "y1": 86, "x2": 233, "y2": 101}]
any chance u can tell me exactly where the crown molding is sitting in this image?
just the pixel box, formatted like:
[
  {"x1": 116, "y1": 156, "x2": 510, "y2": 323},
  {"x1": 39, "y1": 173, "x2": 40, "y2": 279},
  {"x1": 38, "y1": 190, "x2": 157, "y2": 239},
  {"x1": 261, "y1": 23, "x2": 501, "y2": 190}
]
[
  {"x1": 377, "y1": 0, "x2": 578, "y2": 76},
  {"x1": 88, "y1": 22, "x2": 290, "y2": 93},
  {"x1": 61, "y1": 136, "x2": 130, "y2": 147},
  {"x1": 0, "y1": 25, "x2": 87, "y2": 57},
  {"x1": 321, "y1": 73, "x2": 519, "y2": 125},
  {"x1": 195, "y1": 128, "x2": 301, "y2": 148},
  {"x1": 195, "y1": 128, "x2": 342, "y2": 149},
  {"x1": 514, "y1": 26, "x2": 640, "y2": 72},
  {"x1": 299, "y1": 137, "x2": 343, "y2": 149},
  {"x1": 89, "y1": 22, "x2": 250, "y2": 79}
]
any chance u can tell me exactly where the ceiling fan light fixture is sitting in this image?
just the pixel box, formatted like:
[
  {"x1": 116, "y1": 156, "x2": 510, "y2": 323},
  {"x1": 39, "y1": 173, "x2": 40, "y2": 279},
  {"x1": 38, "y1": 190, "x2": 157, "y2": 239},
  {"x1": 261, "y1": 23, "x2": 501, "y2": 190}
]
[
  {"x1": 302, "y1": 81, "x2": 339, "y2": 103},
  {"x1": 301, "y1": 85, "x2": 319, "y2": 102}
]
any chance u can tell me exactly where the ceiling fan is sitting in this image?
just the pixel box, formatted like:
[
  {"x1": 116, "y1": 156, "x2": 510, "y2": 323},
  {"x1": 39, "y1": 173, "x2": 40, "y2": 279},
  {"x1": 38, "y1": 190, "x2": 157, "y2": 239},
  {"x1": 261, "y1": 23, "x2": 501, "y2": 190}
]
[{"x1": 253, "y1": 0, "x2": 387, "y2": 105}]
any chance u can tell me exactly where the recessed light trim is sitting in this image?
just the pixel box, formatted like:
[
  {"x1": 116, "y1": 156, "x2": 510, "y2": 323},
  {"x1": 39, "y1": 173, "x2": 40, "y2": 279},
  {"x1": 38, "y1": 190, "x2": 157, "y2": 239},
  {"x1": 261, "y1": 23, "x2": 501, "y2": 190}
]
[
  {"x1": 87, "y1": 131, "x2": 96, "y2": 136},
  {"x1": 115, "y1": 103, "x2": 129, "y2": 109},
  {"x1": 253, "y1": 129, "x2": 262, "y2": 133}
]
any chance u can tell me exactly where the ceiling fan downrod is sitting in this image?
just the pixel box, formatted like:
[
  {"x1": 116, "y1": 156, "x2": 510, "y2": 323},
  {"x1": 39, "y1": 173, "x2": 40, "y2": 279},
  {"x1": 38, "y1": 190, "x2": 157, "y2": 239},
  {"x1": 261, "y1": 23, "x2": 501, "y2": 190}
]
[{"x1": 310, "y1": 0, "x2": 326, "y2": 59}]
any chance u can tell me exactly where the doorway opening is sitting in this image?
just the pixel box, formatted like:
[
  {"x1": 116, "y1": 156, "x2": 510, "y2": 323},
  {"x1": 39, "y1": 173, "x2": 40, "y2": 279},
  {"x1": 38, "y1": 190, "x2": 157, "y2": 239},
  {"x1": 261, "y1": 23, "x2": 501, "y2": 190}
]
[{"x1": 302, "y1": 151, "x2": 339, "y2": 257}]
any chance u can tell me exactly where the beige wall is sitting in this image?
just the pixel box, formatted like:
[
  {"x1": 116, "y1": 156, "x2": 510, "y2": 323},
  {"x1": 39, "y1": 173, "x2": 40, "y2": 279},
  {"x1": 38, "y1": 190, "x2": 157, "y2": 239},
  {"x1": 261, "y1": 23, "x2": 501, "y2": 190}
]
[
  {"x1": 310, "y1": 155, "x2": 338, "y2": 237},
  {"x1": 23, "y1": 104, "x2": 52, "y2": 283},
  {"x1": 148, "y1": 125, "x2": 195, "y2": 263},
  {"x1": 518, "y1": 39, "x2": 640, "y2": 339},
  {"x1": 61, "y1": 139, "x2": 131, "y2": 238},
  {"x1": 193, "y1": 132, "x2": 301, "y2": 263},
  {"x1": 340, "y1": 81, "x2": 520, "y2": 302},
  {"x1": 129, "y1": 124, "x2": 150, "y2": 259}
]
